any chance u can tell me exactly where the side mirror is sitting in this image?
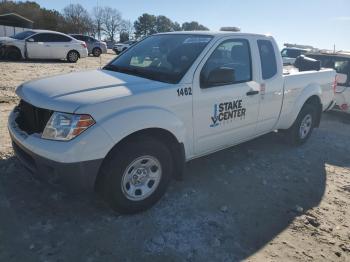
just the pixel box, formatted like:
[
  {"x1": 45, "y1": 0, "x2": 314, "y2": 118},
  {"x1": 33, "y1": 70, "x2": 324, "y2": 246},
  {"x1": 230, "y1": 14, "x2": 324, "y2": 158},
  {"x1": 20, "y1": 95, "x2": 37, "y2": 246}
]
[
  {"x1": 337, "y1": 73, "x2": 348, "y2": 85},
  {"x1": 27, "y1": 38, "x2": 34, "y2": 42},
  {"x1": 201, "y1": 67, "x2": 235, "y2": 88}
]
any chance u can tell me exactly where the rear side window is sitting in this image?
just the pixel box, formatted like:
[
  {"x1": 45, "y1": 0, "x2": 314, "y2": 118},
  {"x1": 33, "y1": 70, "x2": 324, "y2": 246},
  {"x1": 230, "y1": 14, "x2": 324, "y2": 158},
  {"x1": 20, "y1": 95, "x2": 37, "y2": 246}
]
[
  {"x1": 32, "y1": 33, "x2": 71, "y2": 42},
  {"x1": 50, "y1": 34, "x2": 71, "y2": 42},
  {"x1": 258, "y1": 40, "x2": 277, "y2": 80}
]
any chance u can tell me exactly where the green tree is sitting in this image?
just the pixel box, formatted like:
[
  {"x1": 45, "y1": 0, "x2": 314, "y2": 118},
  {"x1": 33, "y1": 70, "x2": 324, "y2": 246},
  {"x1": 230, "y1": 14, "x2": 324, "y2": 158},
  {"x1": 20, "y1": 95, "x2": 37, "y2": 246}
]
[
  {"x1": 155, "y1": 15, "x2": 174, "y2": 33},
  {"x1": 134, "y1": 13, "x2": 157, "y2": 38},
  {"x1": 172, "y1": 22, "x2": 182, "y2": 31},
  {"x1": 182, "y1": 21, "x2": 209, "y2": 31}
]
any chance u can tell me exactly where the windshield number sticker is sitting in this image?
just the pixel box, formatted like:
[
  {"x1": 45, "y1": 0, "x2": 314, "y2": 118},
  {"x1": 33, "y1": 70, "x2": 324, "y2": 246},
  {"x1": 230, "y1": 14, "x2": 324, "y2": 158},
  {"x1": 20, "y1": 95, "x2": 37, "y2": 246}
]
[{"x1": 177, "y1": 87, "x2": 192, "y2": 97}]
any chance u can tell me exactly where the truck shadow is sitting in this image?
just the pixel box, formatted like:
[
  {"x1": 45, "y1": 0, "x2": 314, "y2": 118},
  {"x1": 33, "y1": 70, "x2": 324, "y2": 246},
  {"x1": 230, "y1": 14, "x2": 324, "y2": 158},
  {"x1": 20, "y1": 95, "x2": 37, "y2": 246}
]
[{"x1": 0, "y1": 116, "x2": 349, "y2": 261}]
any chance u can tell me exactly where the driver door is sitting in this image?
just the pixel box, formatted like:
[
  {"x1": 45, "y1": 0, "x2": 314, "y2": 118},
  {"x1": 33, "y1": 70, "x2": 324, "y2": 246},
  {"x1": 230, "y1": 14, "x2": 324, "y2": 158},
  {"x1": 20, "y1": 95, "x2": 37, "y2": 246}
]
[
  {"x1": 193, "y1": 38, "x2": 261, "y2": 155},
  {"x1": 26, "y1": 33, "x2": 51, "y2": 59}
]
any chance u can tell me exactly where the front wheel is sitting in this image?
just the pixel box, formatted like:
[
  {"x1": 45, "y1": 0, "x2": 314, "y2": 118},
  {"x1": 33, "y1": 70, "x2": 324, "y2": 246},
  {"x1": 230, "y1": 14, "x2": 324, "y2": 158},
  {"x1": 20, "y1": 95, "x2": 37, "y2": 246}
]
[
  {"x1": 285, "y1": 104, "x2": 316, "y2": 145},
  {"x1": 67, "y1": 50, "x2": 79, "y2": 63},
  {"x1": 99, "y1": 136, "x2": 173, "y2": 214}
]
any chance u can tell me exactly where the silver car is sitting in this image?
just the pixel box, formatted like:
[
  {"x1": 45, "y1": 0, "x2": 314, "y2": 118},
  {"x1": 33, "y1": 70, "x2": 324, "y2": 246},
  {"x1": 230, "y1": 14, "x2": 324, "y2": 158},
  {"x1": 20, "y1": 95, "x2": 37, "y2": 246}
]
[{"x1": 70, "y1": 34, "x2": 107, "y2": 57}]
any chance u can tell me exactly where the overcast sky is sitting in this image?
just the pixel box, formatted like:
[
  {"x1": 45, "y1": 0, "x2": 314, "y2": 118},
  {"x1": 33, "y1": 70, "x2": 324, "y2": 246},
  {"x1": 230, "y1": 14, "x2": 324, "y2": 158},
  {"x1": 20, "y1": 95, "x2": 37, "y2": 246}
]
[{"x1": 34, "y1": 0, "x2": 350, "y2": 51}]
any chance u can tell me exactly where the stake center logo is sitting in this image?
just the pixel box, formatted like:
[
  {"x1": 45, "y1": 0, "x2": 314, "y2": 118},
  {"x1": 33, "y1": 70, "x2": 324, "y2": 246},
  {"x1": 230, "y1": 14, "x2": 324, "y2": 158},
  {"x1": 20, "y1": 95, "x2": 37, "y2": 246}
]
[{"x1": 210, "y1": 99, "x2": 246, "y2": 127}]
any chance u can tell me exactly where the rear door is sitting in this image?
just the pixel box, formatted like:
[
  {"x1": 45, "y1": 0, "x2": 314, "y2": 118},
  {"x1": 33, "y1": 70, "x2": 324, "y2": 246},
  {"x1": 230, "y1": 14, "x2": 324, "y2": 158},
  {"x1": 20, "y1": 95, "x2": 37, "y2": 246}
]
[
  {"x1": 46, "y1": 34, "x2": 72, "y2": 59},
  {"x1": 193, "y1": 37, "x2": 261, "y2": 155},
  {"x1": 255, "y1": 39, "x2": 284, "y2": 134}
]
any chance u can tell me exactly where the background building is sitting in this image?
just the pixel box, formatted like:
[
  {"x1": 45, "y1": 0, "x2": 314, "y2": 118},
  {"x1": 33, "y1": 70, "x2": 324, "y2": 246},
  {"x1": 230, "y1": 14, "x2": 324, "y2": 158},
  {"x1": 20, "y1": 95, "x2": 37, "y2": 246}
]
[{"x1": 0, "y1": 13, "x2": 33, "y2": 37}]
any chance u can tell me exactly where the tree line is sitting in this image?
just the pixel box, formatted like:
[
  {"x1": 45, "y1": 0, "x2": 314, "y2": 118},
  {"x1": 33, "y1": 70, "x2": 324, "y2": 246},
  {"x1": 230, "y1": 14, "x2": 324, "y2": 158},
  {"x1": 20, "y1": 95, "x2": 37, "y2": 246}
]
[{"x1": 0, "y1": 1, "x2": 209, "y2": 41}]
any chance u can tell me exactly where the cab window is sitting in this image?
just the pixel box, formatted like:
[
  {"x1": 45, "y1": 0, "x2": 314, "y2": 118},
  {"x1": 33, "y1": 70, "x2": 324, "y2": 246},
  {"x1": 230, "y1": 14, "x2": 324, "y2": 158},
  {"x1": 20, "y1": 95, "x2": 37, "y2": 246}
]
[
  {"x1": 201, "y1": 39, "x2": 252, "y2": 88},
  {"x1": 31, "y1": 33, "x2": 71, "y2": 42},
  {"x1": 258, "y1": 40, "x2": 277, "y2": 80}
]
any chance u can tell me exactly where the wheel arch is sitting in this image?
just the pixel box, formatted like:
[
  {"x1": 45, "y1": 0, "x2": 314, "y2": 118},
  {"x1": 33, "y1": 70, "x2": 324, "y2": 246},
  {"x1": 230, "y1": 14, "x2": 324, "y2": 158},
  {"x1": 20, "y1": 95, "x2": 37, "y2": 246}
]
[
  {"x1": 95, "y1": 127, "x2": 186, "y2": 191},
  {"x1": 3, "y1": 45, "x2": 23, "y2": 59},
  {"x1": 278, "y1": 84, "x2": 323, "y2": 130}
]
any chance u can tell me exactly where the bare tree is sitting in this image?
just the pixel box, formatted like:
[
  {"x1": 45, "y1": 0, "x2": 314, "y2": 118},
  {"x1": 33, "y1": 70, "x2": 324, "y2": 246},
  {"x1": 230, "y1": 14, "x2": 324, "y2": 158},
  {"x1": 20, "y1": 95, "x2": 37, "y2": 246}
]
[
  {"x1": 101, "y1": 7, "x2": 123, "y2": 41},
  {"x1": 121, "y1": 20, "x2": 135, "y2": 39},
  {"x1": 92, "y1": 6, "x2": 104, "y2": 40},
  {"x1": 63, "y1": 4, "x2": 92, "y2": 34}
]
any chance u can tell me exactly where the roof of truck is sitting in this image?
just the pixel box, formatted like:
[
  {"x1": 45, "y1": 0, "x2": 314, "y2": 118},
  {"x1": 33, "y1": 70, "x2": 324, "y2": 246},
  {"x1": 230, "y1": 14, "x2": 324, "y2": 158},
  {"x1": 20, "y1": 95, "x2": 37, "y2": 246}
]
[{"x1": 157, "y1": 31, "x2": 271, "y2": 38}]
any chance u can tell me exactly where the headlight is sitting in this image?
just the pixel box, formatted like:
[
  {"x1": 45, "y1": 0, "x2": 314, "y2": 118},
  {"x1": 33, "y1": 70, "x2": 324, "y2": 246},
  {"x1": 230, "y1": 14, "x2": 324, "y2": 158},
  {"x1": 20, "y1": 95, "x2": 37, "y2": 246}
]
[{"x1": 42, "y1": 112, "x2": 95, "y2": 141}]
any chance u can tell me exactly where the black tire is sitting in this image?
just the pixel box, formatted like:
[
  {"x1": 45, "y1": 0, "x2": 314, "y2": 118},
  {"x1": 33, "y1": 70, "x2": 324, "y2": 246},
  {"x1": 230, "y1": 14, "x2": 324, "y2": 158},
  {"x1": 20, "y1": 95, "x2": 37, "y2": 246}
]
[
  {"x1": 7, "y1": 47, "x2": 22, "y2": 61},
  {"x1": 285, "y1": 104, "x2": 317, "y2": 145},
  {"x1": 67, "y1": 50, "x2": 79, "y2": 63},
  {"x1": 92, "y1": 47, "x2": 102, "y2": 57},
  {"x1": 99, "y1": 136, "x2": 173, "y2": 214}
]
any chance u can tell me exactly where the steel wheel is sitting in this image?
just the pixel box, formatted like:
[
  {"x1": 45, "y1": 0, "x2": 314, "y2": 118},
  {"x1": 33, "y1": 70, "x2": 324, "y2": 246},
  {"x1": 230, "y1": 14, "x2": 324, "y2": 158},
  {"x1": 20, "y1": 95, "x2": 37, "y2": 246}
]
[
  {"x1": 299, "y1": 114, "x2": 313, "y2": 139},
  {"x1": 121, "y1": 155, "x2": 162, "y2": 201}
]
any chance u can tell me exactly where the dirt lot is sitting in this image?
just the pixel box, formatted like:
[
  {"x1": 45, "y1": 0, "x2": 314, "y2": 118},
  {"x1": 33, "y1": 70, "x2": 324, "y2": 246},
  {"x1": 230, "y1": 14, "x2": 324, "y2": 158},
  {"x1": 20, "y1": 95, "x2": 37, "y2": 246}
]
[{"x1": 0, "y1": 54, "x2": 350, "y2": 262}]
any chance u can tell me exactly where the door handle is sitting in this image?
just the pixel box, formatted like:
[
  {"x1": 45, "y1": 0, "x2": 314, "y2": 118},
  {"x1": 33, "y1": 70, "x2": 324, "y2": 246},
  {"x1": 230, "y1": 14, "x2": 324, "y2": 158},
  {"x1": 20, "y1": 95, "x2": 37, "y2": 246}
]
[{"x1": 246, "y1": 90, "x2": 259, "y2": 96}]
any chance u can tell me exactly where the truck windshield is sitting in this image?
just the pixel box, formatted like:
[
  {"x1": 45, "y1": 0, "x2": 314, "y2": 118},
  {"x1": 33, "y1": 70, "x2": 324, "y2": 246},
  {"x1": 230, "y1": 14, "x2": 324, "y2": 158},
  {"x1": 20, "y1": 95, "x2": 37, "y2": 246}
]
[
  {"x1": 10, "y1": 31, "x2": 36, "y2": 40},
  {"x1": 104, "y1": 34, "x2": 213, "y2": 84}
]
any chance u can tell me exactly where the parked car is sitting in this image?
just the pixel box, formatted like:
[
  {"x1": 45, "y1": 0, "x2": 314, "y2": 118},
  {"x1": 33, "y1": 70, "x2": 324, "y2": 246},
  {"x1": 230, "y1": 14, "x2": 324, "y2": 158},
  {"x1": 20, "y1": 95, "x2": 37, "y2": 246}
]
[
  {"x1": 306, "y1": 51, "x2": 350, "y2": 113},
  {"x1": 0, "y1": 30, "x2": 88, "y2": 62},
  {"x1": 105, "y1": 40, "x2": 116, "y2": 49},
  {"x1": 8, "y1": 32, "x2": 336, "y2": 213},
  {"x1": 113, "y1": 40, "x2": 137, "y2": 54},
  {"x1": 281, "y1": 47, "x2": 309, "y2": 65},
  {"x1": 70, "y1": 34, "x2": 107, "y2": 57}
]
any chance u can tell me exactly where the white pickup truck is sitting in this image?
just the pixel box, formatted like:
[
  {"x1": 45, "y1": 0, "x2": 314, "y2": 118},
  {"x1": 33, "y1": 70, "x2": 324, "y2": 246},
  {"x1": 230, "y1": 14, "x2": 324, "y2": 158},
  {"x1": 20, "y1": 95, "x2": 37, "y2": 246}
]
[{"x1": 8, "y1": 32, "x2": 336, "y2": 213}]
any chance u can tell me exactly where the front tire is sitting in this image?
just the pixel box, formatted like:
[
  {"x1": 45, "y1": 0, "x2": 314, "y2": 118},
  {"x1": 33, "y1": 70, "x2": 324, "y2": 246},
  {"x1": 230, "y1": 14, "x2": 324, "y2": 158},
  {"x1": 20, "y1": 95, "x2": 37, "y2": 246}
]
[
  {"x1": 285, "y1": 104, "x2": 316, "y2": 145},
  {"x1": 7, "y1": 47, "x2": 22, "y2": 61},
  {"x1": 67, "y1": 50, "x2": 79, "y2": 63},
  {"x1": 100, "y1": 136, "x2": 173, "y2": 214}
]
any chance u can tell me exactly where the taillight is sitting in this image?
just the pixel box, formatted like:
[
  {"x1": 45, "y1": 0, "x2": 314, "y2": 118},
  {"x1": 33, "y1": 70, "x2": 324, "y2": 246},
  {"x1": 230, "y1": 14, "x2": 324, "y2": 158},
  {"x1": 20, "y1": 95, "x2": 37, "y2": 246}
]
[
  {"x1": 81, "y1": 42, "x2": 87, "y2": 48},
  {"x1": 332, "y1": 76, "x2": 338, "y2": 93}
]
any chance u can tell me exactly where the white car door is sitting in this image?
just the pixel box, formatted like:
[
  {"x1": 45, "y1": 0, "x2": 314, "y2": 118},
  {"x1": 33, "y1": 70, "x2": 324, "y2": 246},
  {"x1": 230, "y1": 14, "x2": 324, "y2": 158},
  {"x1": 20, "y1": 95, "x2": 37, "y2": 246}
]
[
  {"x1": 254, "y1": 39, "x2": 284, "y2": 134},
  {"x1": 45, "y1": 34, "x2": 73, "y2": 59},
  {"x1": 193, "y1": 37, "x2": 261, "y2": 155},
  {"x1": 26, "y1": 33, "x2": 51, "y2": 59}
]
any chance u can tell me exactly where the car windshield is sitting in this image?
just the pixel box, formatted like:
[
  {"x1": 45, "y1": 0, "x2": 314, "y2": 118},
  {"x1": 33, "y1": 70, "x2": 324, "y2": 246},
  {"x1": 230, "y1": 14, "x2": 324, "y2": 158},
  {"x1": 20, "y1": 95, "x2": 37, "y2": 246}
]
[
  {"x1": 10, "y1": 31, "x2": 36, "y2": 40},
  {"x1": 104, "y1": 34, "x2": 213, "y2": 84}
]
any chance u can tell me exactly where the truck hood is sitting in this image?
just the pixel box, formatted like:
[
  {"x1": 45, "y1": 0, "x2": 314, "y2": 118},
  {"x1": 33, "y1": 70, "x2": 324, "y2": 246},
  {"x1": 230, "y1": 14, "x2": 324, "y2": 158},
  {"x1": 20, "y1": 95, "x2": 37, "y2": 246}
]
[{"x1": 16, "y1": 69, "x2": 170, "y2": 113}]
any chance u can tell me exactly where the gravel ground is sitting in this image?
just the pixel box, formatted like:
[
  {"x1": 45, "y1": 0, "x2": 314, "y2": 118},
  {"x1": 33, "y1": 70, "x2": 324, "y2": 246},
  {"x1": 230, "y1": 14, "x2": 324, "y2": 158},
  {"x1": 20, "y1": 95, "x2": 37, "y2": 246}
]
[{"x1": 0, "y1": 54, "x2": 350, "y2": 262}]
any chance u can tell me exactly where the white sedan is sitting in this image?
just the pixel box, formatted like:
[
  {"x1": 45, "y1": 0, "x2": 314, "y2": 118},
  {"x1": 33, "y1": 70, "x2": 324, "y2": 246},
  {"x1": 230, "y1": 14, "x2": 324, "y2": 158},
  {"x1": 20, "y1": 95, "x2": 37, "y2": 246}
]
[{"x1": 0, "y1": 30, "x2": 88, "y2": 63}]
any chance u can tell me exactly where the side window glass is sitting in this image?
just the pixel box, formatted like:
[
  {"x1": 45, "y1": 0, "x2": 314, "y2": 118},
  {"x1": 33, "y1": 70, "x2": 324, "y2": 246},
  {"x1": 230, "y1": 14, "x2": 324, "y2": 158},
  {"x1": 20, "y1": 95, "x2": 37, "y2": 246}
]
[
  {"x1": 31, "y1": 33, "x2": 47, "y2": 42},
  {"x1": 258, "y1": 40, "x2": 277, "y2": 80},
  {"x1": 51, "y1": 34, "x2": 71, "y2": 42},
  {"x1": 201, "y1": 39, "x2": 252, "y2": 88}
]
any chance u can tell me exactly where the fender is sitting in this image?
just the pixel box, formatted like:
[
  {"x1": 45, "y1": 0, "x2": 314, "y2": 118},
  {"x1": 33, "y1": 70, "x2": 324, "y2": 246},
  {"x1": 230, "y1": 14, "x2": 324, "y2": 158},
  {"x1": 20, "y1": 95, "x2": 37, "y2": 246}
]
[
  {"x1": 97, "y1": 106, "x2": 189, "y2": 156},
  {"x1": 277, "y1": 83, "x2": 322, "y2": 130}
]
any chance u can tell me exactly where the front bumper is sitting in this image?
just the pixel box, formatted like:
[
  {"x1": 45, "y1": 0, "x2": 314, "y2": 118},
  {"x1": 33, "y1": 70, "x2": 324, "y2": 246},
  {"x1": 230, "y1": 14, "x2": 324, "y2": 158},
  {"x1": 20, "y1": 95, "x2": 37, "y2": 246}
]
[
  {"x1": 11, "y1": 138, "x2": 102, "y2": 192},
  {"x1": 8, "y1": 109, "x2": 111, "y2": 192}
]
